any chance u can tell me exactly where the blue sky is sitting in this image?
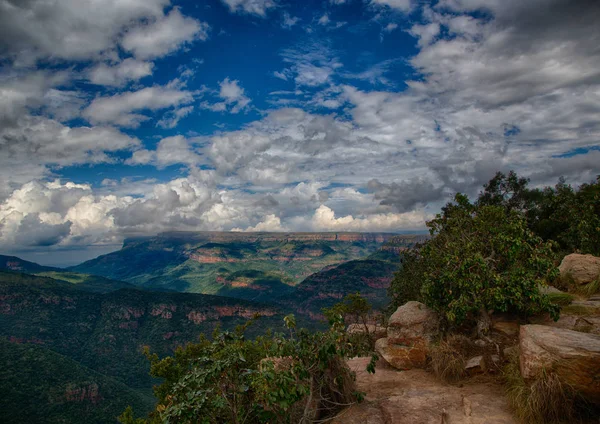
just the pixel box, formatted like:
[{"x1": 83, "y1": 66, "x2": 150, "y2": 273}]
[{"x1": 0, "y1": 0, "x2": 599, "y2": 265}]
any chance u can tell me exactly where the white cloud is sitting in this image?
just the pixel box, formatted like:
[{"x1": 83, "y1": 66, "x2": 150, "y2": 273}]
[
  {"x1": 121, "y1": 8, "x2": 210, "y2": 60},
  {"x1": 318, "y1": 14, "x2": 330, "y2": 25},
  {"x1": 83, "y1": 85, "x2": 194, "y2": 128},
  {"x1": 157, "y1": 106, "x2": 194, "y2": 129},
  {"x1": 200, "y1": 78, "x2": 251, "y2": 114},
  {"x1": 409, "y1": 22, "x2": 440, "y2": 47},
  {"x1": 88, "y1": 59, "x2": 154, "y2": 87},
  {"x1": 0, "y1": 0, "x2": 169, "y2": 63},
  {"x1": 220, "y1": 0, "x2": 277, "y2": 17},
  {"x1": 232, "y1": 214, "x2": 285, "y2": 232},
  {"x1": 311, "y1": 205, "x2": 429, "y2": 231},
  {"x1": 383, "y1": 23, "x2": 398, "y2": 33},
  {"x1": 281, "y1": 12, "x2": 300, "y2": 29}
]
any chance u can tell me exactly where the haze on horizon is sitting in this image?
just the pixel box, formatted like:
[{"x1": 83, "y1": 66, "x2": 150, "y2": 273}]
[{"x1": 1, "y1": 0, "x2": 599, "y2": 266}]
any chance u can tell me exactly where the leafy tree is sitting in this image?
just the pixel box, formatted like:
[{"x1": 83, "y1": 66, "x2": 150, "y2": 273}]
[
  {"x1": 323, "y1": 292, "x2": 372, "y2": 332},
  {"x1": 423, "y1": 194, "x2": 559, "y2": 333}
]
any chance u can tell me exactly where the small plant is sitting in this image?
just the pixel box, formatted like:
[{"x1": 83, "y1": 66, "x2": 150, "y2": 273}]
[
  {"x1": 546, "y1": 292, "x2": 575, "y2": 306},
  {"x1": 502, "y1": 350, "x2": 588, "y2": 423},
  {"x1": 575, "y1": 276, "x2": 600, "y2": 298},
  {"x1": 430, "y1": 334, "x2": 470, "y2": 383}
]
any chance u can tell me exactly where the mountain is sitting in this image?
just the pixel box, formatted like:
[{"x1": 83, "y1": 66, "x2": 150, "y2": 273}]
[
  {"x1": 70, "y1": 231, "x2": 403, "y2": 301},
  {"x1": 1, "y1": 254, "x2": 138, "y2": 293},
  {"x1": 0, "y1": 254, "x2": 61, "y2": 273},
  {"x1": 0, "y1": 271, "x2": 284, "y2": 390},
  {"x1": 0, "y1": 338, "x2": 154, "y2": 424},
  {"x1": 279, "y1": 234, "x2": 428, "y2": 319}
]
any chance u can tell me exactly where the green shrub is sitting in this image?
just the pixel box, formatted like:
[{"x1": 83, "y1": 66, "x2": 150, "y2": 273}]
[{"x1": 121, "y1": 315, "x2": 370, "y2": 424}]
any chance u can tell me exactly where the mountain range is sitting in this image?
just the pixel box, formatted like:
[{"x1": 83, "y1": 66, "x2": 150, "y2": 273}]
[{"x1": 0, "y1": 232, "x2": 426, "y2": 423}]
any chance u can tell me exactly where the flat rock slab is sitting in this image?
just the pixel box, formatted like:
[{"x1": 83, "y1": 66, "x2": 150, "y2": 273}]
[{"x1": 332, "y1": 357, "x2": 516, "y2": 424}]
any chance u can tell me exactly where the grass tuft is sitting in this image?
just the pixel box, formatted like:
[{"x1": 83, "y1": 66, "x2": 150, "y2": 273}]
[
  {"x1": 575, "y1": 277, "x2": 600, "y2": 298},
  {"x1": 546, "y1": 292, "x2": 575, "y2": 306},
  {"x1": 430, "y1": 334, "x2": 470, "y2": 383},
  {"x1": 502, "y1": 350, "x2": 596, "y2": 423}
]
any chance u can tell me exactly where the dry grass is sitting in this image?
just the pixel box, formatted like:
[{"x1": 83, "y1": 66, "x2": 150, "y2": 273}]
[
  {"x1": 546, "y1": 292, "x2": 575, "y2": 306},
  {"x1": 575, "y1": 277, "x2": 600, "y2": 298},
  {"x1": 430, "y1": 334, "x2": 471, "y2": 383},
  {"x1": 501, "y1": 350, "x2": 597, "y2": 423}
]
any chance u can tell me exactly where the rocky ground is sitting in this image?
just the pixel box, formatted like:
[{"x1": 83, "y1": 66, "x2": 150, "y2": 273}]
[{"x1": 333, "y1": 357, "x2": 515, "y2": 424}]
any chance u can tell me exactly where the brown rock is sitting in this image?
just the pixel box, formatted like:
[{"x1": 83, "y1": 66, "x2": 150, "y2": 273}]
[
  {"x1": 519, "y1": 324, "x2": 600, "y2": 403},
  {"x1": 387, "y1": 301, "x2": 438, "y2": 345},
  {"x1": 465, "y1": 356, "x2": 484, "y2": 374},
  {"x1": 493, "y1": 320, "x2": 519, "y2": 337},
  {"x1": 375, "y1": 337, "x2": 428, "y2": 370},
  {"x1": 559, "y1": 253, "x2": 600, "y2": 286},
  {"x1": 332, "y1": 357, "x2": 516, "y2": 424}
]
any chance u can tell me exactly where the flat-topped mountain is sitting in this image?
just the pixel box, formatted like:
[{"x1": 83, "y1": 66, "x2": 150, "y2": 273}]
[{"x1": 70, "y1": 232, "x2": 420, "y2": 301}]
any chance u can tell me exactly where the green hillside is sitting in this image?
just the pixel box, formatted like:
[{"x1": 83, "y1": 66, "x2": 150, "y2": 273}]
[
  {"x1": 0, "y1": 338, "x2": 154, "y2": 424},
  {"x1": 69, "y1": 232, "x2": 405, "y2": 300},
  {"x1": 0, "y1": 271, "x2": 284, "y2": 389}
]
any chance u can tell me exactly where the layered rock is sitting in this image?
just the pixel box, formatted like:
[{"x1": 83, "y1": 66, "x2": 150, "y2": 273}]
[
  {"x1": 559, "y1": 253, "x2": 600, "y2": 286},
  {"x1": 376, "y1": 301, "x2": 439, "y2": 370},
  {"x1": 519, "y1": 324, "x2": 600, "y2": 403}
]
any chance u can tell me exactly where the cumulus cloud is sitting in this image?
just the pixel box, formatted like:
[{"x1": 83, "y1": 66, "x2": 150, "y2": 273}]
[
  {"x1": 279, "y1": 43, "x2": 343, "y2": 87},
  {"x1": 232, "y1": 214, "x2": 286, "y2": 232},
  {"x1": 310, "y1": 205, "x2": 429, "y2": 231},
  {"x1": 200, "y1": 78, "x2": 251, "y2": 113},
  {"x1": 121, "y1": 8, "x2": 210, "y2": 60},
  {"x1": 0, "y1": 0, "x2": 168, "y2": 63},
  {"x1": 126, "y1": 136, "x2": 203, "y2": 168},
  {"x1": 83, "y1": 85, "x2": 194, "y2": 128},
  {"x1": 88, "y1": 59, "x2": 154, "y2": 87}
]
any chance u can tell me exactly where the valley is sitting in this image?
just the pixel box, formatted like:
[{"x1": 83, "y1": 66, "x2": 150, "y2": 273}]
[{"x1": 0, "y1": 232, "x2": 425, "y2": 423}]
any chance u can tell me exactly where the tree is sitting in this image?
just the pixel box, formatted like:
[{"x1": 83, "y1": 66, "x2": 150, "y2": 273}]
[
  {"x1": 391, "y1": 193, "x2": 559, "y2": 337},
  {"x1": 387, "y1": 247, "x2": 426, "y2": 313}
]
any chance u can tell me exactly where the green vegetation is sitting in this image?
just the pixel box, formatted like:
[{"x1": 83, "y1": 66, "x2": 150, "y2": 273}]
[
  {"x1": 120, "y1": 316, "x2": 367, "y2": 424},
  {"x1": 70, "y1": 233, "x2": 412, "y2": 302},
  {"x1": 0, "y1": 338, "x2": 154, "y2": 424},
  {"x1": 410, "y1": 194, "x2": 558, "y2": 332},
  {"x1": 545, "y1": 292, "x2": 575, "y2": 307},
  {"x1": 0, "y1": 271, "x2": 286, "y2": 392}
]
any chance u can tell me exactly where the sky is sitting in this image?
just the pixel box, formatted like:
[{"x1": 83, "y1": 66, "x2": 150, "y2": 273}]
[{"x1": 0, "y1": 0, "x2": 599, "y2": 266}]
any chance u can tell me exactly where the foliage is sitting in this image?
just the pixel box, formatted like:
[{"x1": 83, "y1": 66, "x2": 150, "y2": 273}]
[
  {"x1": 0, "y1": 338, "x2": 153, "y2": 424},
  {"x1": 127, "y1": 316, "x2": 365, "y2": 424},
  {"x1": 387, "y1": 248, "x2": 426, "y2": 313},
  {"x1": 423, "y1": 194, "x2": 559, "y2": 327},
  {"x1": 477, "y1": 172, "x2": 600, "y2": 256}
]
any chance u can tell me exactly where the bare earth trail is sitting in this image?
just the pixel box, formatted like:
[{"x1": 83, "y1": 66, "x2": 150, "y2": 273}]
[{"x1": 333, "y1": 357, "x2": 516, "y2": 424}]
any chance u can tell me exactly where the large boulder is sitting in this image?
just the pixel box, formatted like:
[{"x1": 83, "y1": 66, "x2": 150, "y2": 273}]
[
  {"x1": 376, "y1": 302, "x2": 438, "y2": 370},
  {"x1": 559, "y1": 253, "x2": 600, "y2": 286},
  {"x1": 375, "y1": 337, "x2": 428, "y2": 370},
  {"x1": 519, "y1": 324, "x2": 600, "y2": 404},
  {"x1": 387, "y1": 301, "x2": 439, "y2": 345}
]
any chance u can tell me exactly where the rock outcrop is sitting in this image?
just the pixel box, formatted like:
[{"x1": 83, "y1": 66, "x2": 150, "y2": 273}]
[
  {"x1": 376, "y1": 301, "x2": 438, "y2": 370},
  {"x1": 332, "y1": 357, "x2": 516, "y2": 424},
  {"x1": 559, "y1": 253, "x2": 600, "y2": 286},
  {"x1": 519, "y1": 324, "x2": 600, "y2": 403}
]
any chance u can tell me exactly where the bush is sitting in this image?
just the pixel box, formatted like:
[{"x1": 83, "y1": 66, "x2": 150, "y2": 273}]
[
  {"x1": 402, "y1": 193, "x2": 559, "y2": 334},
  {"x1": 120, "y1": 315, "x2": 369, "y2": 424}
]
